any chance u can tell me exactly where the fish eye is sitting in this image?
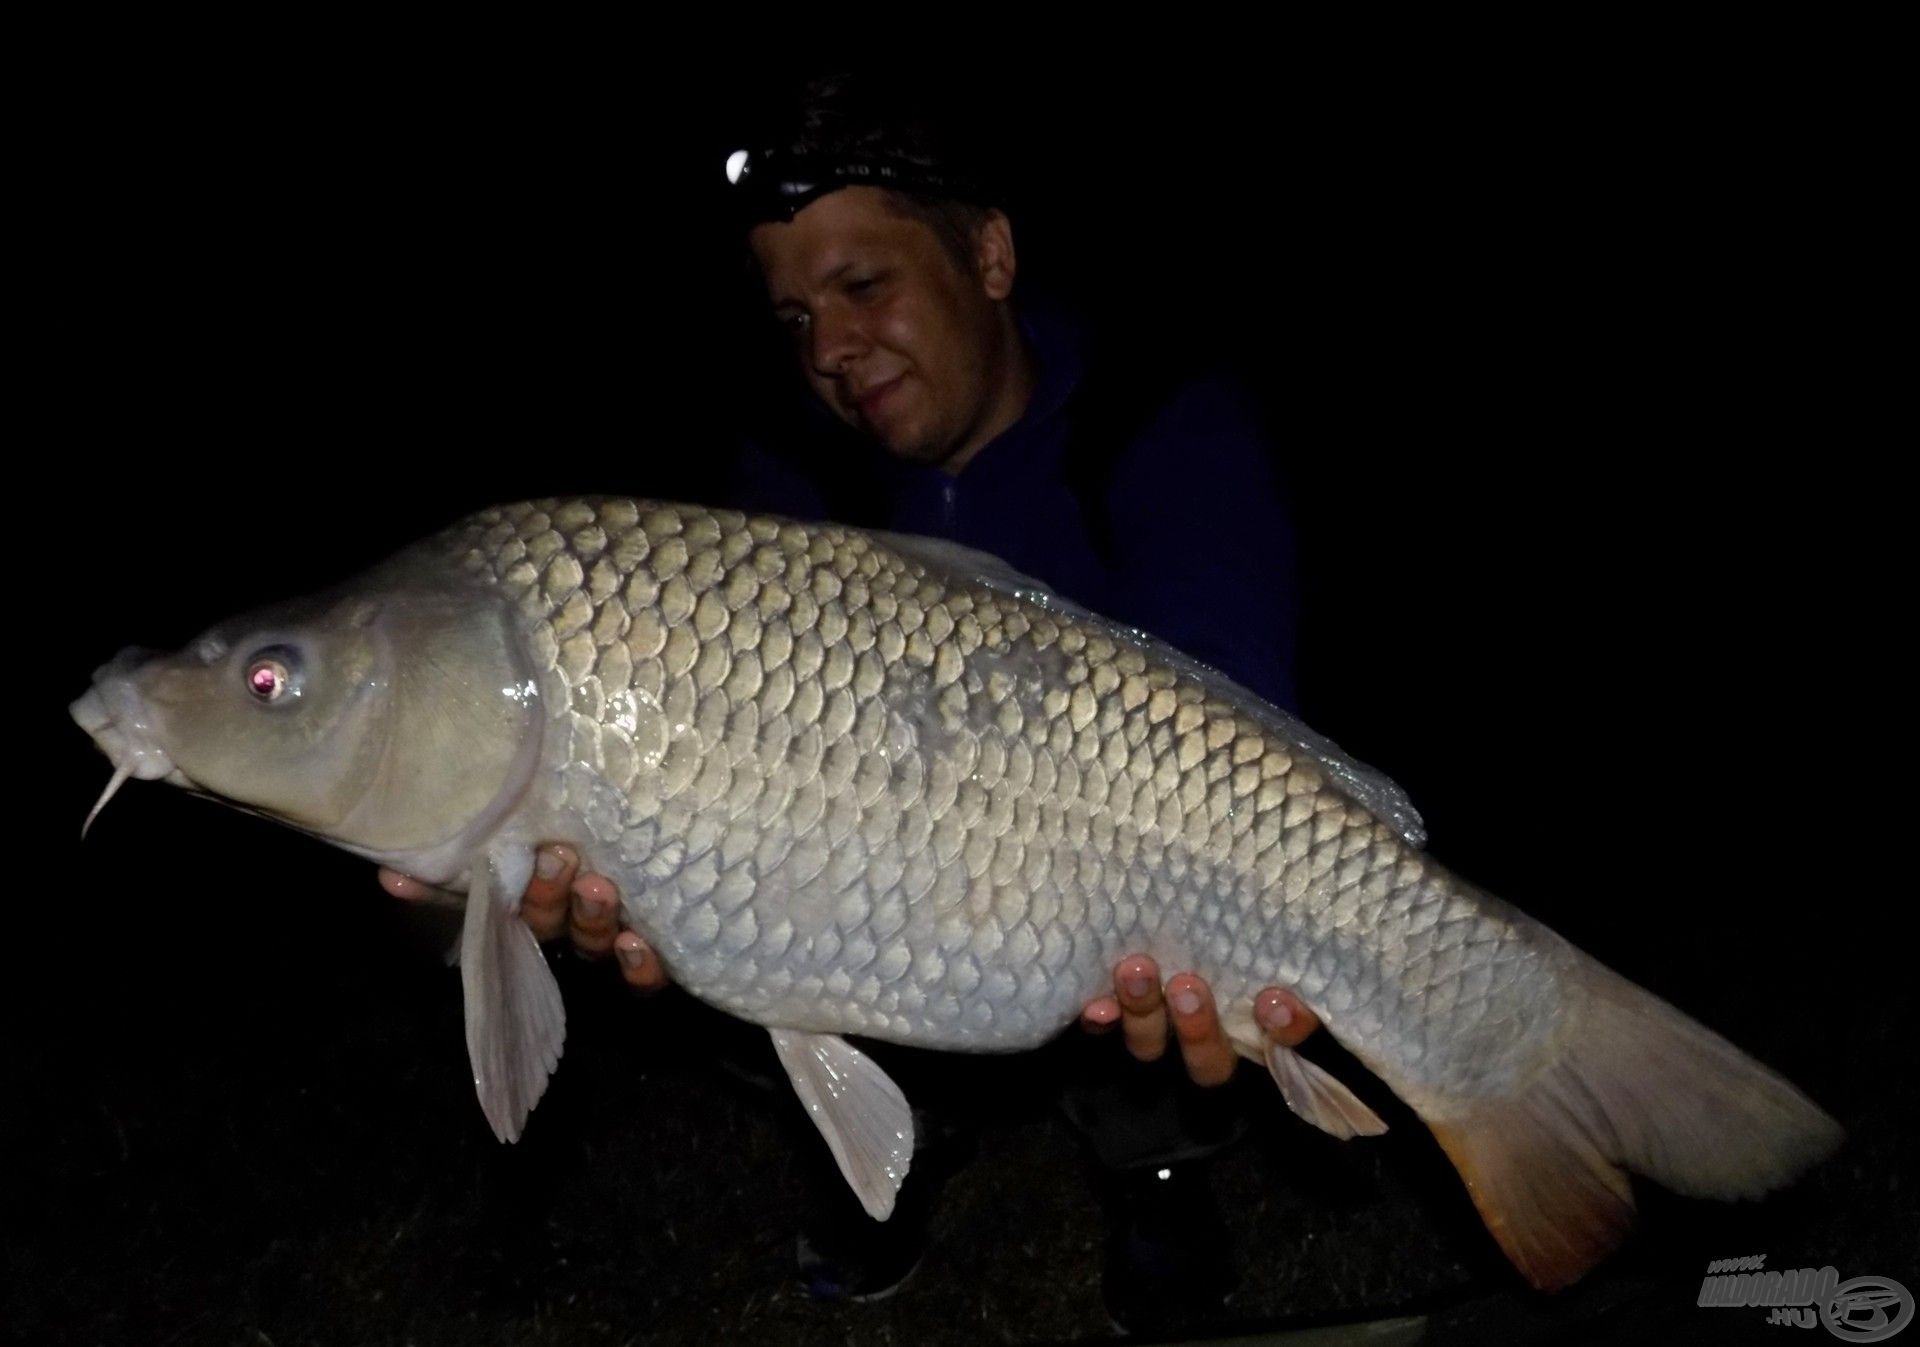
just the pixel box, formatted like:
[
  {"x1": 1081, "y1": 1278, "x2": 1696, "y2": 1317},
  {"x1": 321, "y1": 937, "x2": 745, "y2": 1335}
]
[{"x1": 244, "y1": 646, "x2": 302, "y2": 703}]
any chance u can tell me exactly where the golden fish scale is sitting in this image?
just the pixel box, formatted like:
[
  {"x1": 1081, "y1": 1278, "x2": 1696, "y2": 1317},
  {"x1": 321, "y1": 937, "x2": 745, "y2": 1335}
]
[{"x1": 429, "y1": 498, "x2": 1564, "y2": 1099}]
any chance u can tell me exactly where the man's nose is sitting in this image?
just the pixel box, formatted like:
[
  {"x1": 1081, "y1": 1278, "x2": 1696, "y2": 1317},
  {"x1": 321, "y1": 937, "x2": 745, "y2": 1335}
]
[{"x1": 808, "y1": 307, "x2": 867, "y2": 376}]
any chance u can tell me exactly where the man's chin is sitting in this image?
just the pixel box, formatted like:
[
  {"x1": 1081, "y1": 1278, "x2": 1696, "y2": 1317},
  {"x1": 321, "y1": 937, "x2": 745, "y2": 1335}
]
[
  {"x1": 881, "y1": 439, "x2": 948, "y2": 465},
  {"x1": 867, "y1": 420, "x2": 947, "y2": 465}
]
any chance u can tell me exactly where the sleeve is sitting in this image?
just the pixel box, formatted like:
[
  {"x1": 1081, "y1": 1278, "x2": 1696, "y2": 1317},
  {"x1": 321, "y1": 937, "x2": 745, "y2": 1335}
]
[{"x1": 1097, "y1": 375, "x2": 1300, "y2": 712}]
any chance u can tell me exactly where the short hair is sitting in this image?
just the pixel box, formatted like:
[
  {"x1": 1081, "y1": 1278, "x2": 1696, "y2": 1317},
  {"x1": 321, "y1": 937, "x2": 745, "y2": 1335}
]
[{"x1": 737, "y1": 72, "x2": 1003, "y2": 278}]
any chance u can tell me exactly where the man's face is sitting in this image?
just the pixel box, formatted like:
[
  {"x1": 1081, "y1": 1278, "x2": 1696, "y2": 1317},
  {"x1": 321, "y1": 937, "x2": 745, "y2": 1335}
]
[{"x1": 749, "y1": 186, "x2": 1015, "y2": 466}]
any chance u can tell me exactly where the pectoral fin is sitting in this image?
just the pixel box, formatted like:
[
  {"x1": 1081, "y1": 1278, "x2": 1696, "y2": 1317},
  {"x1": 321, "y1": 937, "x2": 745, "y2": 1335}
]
[
  {"x1": 769, "y1": 1029, "x2": 914, "y2": 1220},
  {"x1": 459, "y1": 845, "x2": 566, "y2": 1143}
]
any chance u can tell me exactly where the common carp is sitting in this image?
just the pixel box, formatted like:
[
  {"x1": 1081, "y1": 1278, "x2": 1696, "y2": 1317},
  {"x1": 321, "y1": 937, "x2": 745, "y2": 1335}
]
[{"x1": 70, "y1": 497, "x2": 1840, "y2": 1290}]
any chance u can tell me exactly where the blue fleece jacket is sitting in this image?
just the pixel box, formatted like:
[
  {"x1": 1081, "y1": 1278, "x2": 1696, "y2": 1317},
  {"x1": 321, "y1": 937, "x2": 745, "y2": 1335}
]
[{"x1": 720, "y1": 302, "x2": 1298, "y2": 712}]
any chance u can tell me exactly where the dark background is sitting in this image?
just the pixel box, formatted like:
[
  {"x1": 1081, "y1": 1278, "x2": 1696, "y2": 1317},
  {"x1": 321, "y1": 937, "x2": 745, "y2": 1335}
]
[{"x1": 11, "y1": 31, "x2": 1909, "y2": 1347}]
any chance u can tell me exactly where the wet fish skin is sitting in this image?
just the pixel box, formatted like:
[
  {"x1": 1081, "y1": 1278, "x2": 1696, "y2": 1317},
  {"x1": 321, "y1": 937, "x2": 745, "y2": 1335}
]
[
  {"x1": 72, "y1": 496, "x2": 1841, "y2": 1291},
  {"x1": 460, "y1": 505, "x2": 1523, "y2": 1067},
  {"x1": 451, "y1": 500, "x2": 1519, "y2": 1073}
]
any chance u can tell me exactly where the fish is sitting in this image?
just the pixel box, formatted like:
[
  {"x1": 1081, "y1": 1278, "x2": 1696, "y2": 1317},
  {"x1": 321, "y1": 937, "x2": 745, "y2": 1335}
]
[{"x1": 69, "y1": 496, "x2": 1841, "y2": 1291}]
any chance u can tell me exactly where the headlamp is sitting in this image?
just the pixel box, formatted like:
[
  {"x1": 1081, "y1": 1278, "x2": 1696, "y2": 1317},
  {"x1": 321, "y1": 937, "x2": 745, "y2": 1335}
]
[{"x1": 724, "y1": 145, "x2": 993, "y2": 223}]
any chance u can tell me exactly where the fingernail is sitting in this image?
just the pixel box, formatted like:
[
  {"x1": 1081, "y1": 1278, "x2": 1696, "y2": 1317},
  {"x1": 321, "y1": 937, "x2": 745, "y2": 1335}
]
[
  {"x1": 535, "y1": 850, "x2": 564, "y2": 880},
  {"x1": 1170, "y1": 988, "x2": 1202, "y2": 1015},
  {"x1": 1266, "y1": 1000, "x2": 1294, "y2": 1028},
  {"x1": 616, "y1": 942, "x2": 646, "y2": 970},
  {"x1": 1122, "y1": 976, "x2": 1152, "y2": 1000},
  {"x1": 581, "y1": 893, "x2": 610, "y2": 917}
]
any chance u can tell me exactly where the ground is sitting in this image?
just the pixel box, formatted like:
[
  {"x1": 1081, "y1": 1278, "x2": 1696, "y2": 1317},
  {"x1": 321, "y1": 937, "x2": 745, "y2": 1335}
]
[{"x1": 8, "y1": 793, "x2": 1911, "y2": 1345}]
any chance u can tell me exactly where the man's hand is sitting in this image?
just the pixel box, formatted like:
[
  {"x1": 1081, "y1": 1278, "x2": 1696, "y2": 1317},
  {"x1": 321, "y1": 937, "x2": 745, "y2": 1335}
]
[
  {"x1": 1079, "y1": 956, "x2": 1319, "y2": 1086},
  {"x1": 378, "y1": 844, "x2": 668, "y2": 992},
  {"x1": 381, "y1": 856, "x2": 1318, "y2": 1063}
]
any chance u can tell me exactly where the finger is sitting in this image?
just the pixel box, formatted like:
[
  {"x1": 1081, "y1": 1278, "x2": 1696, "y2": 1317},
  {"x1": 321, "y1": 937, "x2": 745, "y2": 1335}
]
[
  {"x1": 569, "y1": 873, "x2": 619, "y2": 959},
  {"x1": 378, "y1": 868, "x2": 462, "y2": 911},
  {"x1": 1254, "y1": 986, "x2": 1321, "y2": 1049},
  {"x1": 378, "y1": 868, "x2": 437, "y2": 901},
  {"x1": 1166, "y1": 973, "x2": 1237, "y2": 1087},
  {"x1": 613, "y1": 932, "x2": 669, "y2": 992},
  {"x1": 1113, "y1": 956, "x2": 1168, "y2": 1063},
  {"x1": 521, "y1": 845, "x2": 580, "y2": 941},
  {"x1": 1080, "y1": 996, "x2": 1121, "y2": 1035}
]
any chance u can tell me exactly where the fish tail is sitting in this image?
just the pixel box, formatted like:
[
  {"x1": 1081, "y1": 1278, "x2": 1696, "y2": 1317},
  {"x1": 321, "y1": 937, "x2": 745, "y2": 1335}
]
[{"x1": 1423, "y1": 952, "x2": 1841, "y2": 1292}]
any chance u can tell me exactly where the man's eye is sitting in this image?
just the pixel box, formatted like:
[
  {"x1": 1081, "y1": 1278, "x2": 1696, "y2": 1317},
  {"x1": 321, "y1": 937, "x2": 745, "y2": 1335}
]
[
  {"x1": 777, "y1": 311, "x2": 810, "y2": 334},
  {"x1": 847, "y1": 275, "x2": 880, "y2": 296}
]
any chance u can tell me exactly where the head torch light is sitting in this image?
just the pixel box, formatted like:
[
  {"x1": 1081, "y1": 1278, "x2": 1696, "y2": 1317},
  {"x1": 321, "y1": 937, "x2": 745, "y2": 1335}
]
[{"x1": 724, "y1": 144, "x2": 994, "y2": 223}]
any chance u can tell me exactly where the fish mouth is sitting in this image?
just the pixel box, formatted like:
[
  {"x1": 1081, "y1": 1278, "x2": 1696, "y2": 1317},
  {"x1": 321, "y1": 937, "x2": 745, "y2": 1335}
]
[{"x1": 71, "y1": 650, "x2": 190, "y2": 835}]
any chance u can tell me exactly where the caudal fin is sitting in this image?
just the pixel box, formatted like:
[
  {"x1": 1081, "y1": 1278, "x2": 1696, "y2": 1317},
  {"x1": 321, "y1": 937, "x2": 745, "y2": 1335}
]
[{"x1": 1428, "y1": 956, "x2": 1841, "y2": 1292}]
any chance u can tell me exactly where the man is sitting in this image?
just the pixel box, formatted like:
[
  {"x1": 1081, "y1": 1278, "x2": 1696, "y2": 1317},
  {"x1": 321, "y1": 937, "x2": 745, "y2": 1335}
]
[{"x1": 382, "y1": 74, "x2": 1318, "y2": 1325}]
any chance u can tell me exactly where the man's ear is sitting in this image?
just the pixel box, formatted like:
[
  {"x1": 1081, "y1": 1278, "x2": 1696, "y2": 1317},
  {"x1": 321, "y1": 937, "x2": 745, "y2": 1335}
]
[{"x1": 975, "y1": 209, "x2": 1017, "y2": 301}]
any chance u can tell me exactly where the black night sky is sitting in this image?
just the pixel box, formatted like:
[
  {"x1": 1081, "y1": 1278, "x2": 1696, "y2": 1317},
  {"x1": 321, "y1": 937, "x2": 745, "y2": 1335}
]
[{"x1": 13, "y1": 33, "x2": 1909, "y2": 1347}]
